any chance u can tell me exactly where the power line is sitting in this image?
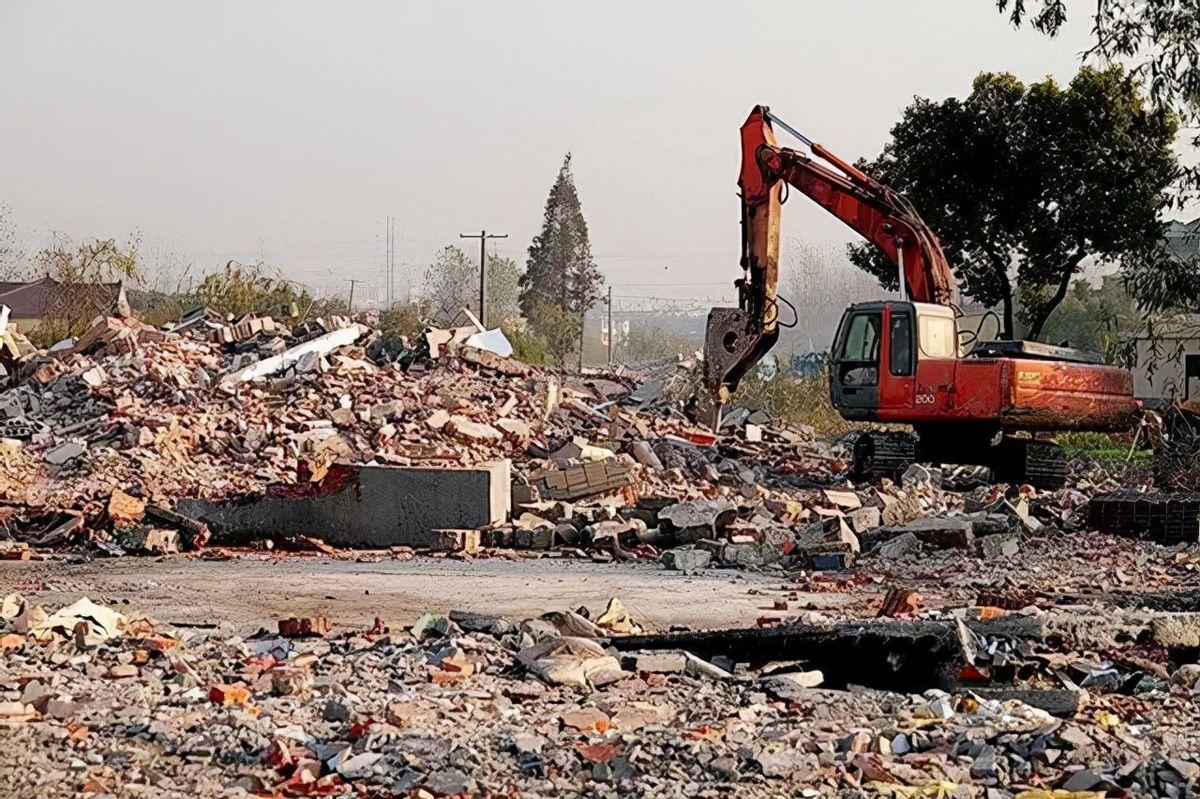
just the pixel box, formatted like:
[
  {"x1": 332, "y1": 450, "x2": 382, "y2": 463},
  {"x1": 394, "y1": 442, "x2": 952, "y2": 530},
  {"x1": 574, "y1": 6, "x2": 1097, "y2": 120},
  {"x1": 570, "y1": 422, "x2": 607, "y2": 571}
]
[
  {"x1": 187, "y1": 251, "x2": 380, "y2": 261},
  {"x1": 591, "y1": 252, "x2": 730, "y2": 259}
]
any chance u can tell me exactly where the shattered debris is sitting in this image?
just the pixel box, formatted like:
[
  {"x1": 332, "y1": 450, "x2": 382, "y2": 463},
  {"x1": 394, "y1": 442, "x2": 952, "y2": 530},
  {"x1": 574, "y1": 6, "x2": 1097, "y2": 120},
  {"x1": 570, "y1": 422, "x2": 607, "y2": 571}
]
[
  {"x1": 3, "y1": 309, "x2": 1200, "y2": 796},
  {"x1": 4, "y1": 589, "x2": 1200, "y2": 797},
  {"x1": 0, "y1": 310, "x2": 847, "y2": 558}
]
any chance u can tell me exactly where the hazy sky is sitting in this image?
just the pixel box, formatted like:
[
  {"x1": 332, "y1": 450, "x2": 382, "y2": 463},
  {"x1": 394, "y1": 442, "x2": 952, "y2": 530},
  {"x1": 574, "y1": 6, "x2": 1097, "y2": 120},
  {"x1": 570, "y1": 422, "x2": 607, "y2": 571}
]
[{"x1": 0, "y1": 1, "x2": 1116, "y2": 308}]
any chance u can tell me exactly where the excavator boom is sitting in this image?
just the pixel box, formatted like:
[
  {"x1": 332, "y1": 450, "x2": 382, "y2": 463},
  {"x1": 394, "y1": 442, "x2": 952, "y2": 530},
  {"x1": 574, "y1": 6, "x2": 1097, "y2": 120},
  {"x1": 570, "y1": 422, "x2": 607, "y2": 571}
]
[{"x1": 704, "y1": 105, "x2": 955, "y2": 401}]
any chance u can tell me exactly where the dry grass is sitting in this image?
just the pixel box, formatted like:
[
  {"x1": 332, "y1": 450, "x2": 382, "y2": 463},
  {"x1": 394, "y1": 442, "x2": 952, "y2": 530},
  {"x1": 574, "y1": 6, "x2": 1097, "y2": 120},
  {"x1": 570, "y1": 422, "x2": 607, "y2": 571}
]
[{"x1": 732, "y1": 369, "x2": 858, "y2": 437}]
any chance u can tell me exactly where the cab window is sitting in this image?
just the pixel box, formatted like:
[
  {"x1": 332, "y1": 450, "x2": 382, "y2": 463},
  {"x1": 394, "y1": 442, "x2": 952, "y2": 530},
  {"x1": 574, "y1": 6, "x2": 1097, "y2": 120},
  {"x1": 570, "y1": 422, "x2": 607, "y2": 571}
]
[
  {"x1": 839, "y1": 312, "x2": 881, "y2": 362},
  {"x1": 918, "y1": 314, "x2": 957, "y2": 359},
  {"x1": 836, "y1": 311, "x2": 881, "y2": 387},
  {"x1": 889, "y1": 312, "x2": 913, "y2": 375}
]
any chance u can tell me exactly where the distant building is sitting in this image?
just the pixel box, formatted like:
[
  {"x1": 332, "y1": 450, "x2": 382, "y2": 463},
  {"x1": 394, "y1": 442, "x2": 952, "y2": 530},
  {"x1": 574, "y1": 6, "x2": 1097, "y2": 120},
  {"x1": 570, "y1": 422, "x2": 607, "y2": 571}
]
[
  {"x1": 1131, "y1": 218, "x2": 1200, "y2": 399},
  {"x1": 0, "y1": 277, "x2": 130, "y2": 332},
  {"x1": 1132, "y1": 316, "x2": 1200, "y2": 399}
]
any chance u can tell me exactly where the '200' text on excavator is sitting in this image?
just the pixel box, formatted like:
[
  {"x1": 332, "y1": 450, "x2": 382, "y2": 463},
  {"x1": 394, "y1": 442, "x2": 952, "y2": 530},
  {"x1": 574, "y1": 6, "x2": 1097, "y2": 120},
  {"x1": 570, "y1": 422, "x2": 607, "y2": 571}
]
[{"x1": 703, "y1": 105, "x2": 1139, "y2": 488}]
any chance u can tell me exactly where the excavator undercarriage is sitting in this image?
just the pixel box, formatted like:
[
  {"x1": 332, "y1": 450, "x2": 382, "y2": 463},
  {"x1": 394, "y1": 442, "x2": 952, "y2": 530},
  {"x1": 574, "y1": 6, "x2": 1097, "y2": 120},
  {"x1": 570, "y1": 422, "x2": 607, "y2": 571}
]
[{"x1": 846, "y1": 429, "x2": 1069, "y2": 490}]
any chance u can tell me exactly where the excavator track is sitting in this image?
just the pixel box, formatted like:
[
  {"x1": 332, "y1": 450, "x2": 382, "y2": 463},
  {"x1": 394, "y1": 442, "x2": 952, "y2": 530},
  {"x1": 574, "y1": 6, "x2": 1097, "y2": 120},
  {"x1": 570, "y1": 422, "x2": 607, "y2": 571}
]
[
  {"x1": 848, "y1": 430, "x2": 1067, "y2": 490},
  {"x1": 849, "y1": 431, "x2": 918, "y2": 482},
  {"x1": 1024, "y1": 441, "x2": 1069, "y2": 489},
  {"x1": 992, "y1": 439, "x2": 1068, "y2": 490}
]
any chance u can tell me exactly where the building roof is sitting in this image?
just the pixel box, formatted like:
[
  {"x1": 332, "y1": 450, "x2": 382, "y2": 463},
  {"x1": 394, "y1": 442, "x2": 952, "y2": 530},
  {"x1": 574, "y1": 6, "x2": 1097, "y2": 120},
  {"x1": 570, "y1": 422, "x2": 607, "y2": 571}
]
[
  {"x1": 0, "y1": 277, "x2": 128, "y2": 318},
  {"x1": 0, "y1": 277, "x2": 58, "y2": 317},
  {"x1": 1167, "y1": 217, "x2": 1200, "y2": 262}
]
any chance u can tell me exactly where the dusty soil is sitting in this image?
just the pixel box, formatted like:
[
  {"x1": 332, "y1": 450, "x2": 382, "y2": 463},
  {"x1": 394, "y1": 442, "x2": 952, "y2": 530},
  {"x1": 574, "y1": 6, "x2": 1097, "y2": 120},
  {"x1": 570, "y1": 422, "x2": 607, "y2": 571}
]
[
  {"x1": 7, "y1": 539, "x2": 1200, "y2": 797},
  {"x1": 0, "y1": 554, "x2": 853, "y2": 635}
]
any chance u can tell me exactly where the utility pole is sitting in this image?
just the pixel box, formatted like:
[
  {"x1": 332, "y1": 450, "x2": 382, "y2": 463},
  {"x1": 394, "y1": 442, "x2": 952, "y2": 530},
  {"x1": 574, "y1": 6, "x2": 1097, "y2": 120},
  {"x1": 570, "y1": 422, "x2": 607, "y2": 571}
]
[
  {"x1": 459, "y1": 230, "x2": 508, "y2": 327},
  {"x1": 388, "y1": 216, "x2": 396, "y2": 309},
  {"x1": 606, "y1": 286, "x2": 613, "y2": 366},
  {"x1": 384, "y1": 216, "x2": 398, "y2": 309},
  {"x1": 346, "y1": 278, "x2": 362, "y2": 314}
]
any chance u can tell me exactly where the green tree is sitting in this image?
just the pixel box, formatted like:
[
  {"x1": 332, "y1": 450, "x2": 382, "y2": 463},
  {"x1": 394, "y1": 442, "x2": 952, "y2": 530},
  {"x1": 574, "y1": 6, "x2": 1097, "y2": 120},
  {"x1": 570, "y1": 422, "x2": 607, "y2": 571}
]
[
  {"x1": 378, "y1": 298, "x2": 428, "y2": 342},
  {"x1": 422, "y1": 245, "x2": 476, "y2": 326},
  {"x1": 1016, "y1": 275, "x2": 1138, "y2": 356},
  {"x1": 1122, "y1": 216, "x2": 1200, "y2": 314},
  {"x1": 519, "y1": 154, "x2": 604, "y2": 364},
  {"x1": 997, "y1": 2, "x2": 1199, "y2": 167},
  {"x1": 484, "y1": 253, "x2": 521, "y2": 329},
  {"x1": 501, "y1": 319, "x2": 552, "y2": 365},
  {"x1": 993, "y1": 0, "x2": 1200, "y2": 220},
  {"x1": 421, "y1": 246, "x2": 522, "y2": 328},
  {"x1": 850, "y1": 67, "x2": 1178, "y2": 340}
]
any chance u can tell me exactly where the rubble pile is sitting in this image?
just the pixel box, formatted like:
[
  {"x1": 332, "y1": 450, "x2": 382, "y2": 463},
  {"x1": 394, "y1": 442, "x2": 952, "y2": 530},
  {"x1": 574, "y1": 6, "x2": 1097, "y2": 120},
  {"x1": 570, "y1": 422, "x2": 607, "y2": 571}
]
[
  {"x1": 0, "y1": 310, "x2": 859, "y2": 559},
  {"x1": 5, "y1": 313, "x2": 1200, "y2": 797},
  {"x1": 0, "y1": 315, "x2": 543, "y2": 507},
  {"x1": 0, "y1": 307, "x2": 1169, "y2": 573},
  {"x1": 5, "y1": 591, "x2": 1200, "y2": 798}
]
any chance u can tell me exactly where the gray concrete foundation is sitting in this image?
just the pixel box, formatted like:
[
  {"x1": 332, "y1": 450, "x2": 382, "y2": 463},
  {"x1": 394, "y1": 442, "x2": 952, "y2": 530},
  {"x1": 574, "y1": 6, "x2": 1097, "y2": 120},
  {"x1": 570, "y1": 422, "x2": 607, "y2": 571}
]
[{"x1": 176, "y1": 460, "x2": 510, "y2": 548}]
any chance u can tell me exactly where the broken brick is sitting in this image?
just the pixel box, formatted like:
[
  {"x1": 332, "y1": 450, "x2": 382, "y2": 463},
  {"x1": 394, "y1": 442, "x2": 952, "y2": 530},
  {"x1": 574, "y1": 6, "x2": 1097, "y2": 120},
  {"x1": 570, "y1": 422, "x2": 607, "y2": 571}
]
[{"x1": 278, "y1": 617, "x2": 331, "y2": 638}]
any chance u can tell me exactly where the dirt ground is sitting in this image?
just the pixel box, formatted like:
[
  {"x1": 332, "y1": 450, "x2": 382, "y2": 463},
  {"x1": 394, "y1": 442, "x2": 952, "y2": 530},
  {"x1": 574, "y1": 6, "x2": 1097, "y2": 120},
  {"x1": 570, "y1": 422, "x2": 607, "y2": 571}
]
[{"x1": 0, "y1": 554, "x2": 855, "y2": 635}]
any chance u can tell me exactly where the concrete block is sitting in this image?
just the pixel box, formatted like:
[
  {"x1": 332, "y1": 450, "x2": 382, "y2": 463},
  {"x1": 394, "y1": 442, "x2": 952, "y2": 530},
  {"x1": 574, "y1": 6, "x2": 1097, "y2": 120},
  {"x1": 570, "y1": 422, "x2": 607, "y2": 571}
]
[
  {"x1": 763, "y1": 670, "x2": 825, "y2": 699},
  {"x1": 721, "y1": 541, "x2": 782, "y2": 568},
  {"x1": 846, "y1": 506, "x2": 881, "y2": 533},
  {"x1": 861, "y1": 516, "x2": 974, "y2": 551},
  {"x1": 176, "y1": 461, "x2": 510, "y2": 548},
  {"x1": 630, "y1": 651, "x2": 687, "y2": 674},
  {"x1": 660, "y1": 547, "x2": 711, "y2": 572},
  {"x1": 976, "y1": 532, "x2": 1019, "y2": 560},
  {"x1": 44, "y1": 440, "x2": 86, "y2": 465},
  {"x1": 969, "y1": 512, "x2": 1018, "y2": 537},
  {"x1": 659, "y1": 498, "x2": 737, "y2": 543},
  {"x1": 878, "y1": 532, "x2": 922, "y2": 560},
  {"x1": 966, "y1": 687, "x2": 1080, "y2": 718}
]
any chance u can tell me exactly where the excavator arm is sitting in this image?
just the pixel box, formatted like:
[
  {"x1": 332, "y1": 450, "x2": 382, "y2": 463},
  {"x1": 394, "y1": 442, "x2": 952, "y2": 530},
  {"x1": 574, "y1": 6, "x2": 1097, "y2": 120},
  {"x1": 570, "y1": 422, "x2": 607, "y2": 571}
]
[{"x1": 704, "y1": 105, "x2": 955, "y2": 403}]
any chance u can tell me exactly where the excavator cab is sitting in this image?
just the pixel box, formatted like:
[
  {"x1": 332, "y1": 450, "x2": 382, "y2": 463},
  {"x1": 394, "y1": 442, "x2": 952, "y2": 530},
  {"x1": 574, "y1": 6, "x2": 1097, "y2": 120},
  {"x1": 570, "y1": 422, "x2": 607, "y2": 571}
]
[
  {"x1": 829, "y1": 301, "x2": 958, "y2": 421},
  {"x1": 830, "y1": 303, "x2": 886, "y2": 418}
]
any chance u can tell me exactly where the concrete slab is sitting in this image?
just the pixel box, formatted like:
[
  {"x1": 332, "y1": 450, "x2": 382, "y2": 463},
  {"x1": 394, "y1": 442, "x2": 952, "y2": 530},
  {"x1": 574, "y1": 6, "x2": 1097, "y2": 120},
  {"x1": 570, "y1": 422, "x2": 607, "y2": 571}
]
[{"x1": 176, "y1": 461, "x2": 510, "y2": 548}]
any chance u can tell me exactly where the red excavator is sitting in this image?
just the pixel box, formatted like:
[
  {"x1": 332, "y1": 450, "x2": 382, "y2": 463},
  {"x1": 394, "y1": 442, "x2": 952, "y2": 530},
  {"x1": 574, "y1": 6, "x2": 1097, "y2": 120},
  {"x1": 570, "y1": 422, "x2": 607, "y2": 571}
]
[{"x1": 703, "y1": 105, "x2": 1138, "y2": 487}]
